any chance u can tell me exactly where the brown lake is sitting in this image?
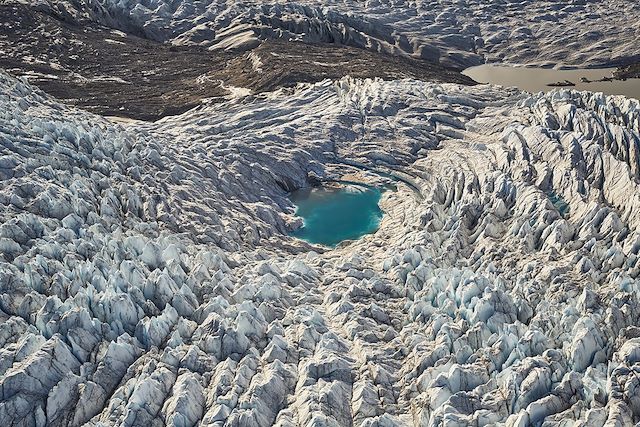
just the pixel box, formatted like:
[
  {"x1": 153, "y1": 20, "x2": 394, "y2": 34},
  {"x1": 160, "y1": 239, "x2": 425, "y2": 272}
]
[{"x1": 463, "y1": 65, "x2": 640, "y2": 100}]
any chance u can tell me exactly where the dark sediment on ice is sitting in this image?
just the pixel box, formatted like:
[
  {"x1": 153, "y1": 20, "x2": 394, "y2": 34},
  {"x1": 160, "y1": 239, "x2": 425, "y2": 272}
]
[{"x1": 0, "y1": 4, "x2": 475, "y2": 121}]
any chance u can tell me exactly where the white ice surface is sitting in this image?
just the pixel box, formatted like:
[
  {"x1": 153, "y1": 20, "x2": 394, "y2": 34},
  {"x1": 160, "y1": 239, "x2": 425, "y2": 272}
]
[{"x1": 2, "y1": 70, "x2": 640, "y2": 425}]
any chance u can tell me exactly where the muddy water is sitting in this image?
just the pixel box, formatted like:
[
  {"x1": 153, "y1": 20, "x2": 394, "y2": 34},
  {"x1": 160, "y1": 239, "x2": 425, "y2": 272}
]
[{"x1": 464, "y1": 65, "x2": 640, "y2": 100}]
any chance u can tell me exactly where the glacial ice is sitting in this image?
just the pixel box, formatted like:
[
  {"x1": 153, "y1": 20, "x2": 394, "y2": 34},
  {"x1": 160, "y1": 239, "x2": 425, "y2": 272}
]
[
  {"x1": 22, "y1": 0, "x2": 640, "y2": 70},
  {"x1": 2, "y1": 29, "x2": 640, "y2": 426}
]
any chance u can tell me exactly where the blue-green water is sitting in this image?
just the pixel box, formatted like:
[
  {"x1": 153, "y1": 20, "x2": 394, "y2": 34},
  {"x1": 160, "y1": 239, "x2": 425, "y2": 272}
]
[
  {"x1": 547, "y1": 190, "x2": 570, "y2": 217},
  {"x1": 289, "y1": 185, "x2": 383, "y2": 247}
]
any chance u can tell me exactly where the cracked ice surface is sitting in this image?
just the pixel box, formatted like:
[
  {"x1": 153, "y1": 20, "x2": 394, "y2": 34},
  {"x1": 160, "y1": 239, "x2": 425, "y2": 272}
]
[
  {"x1": 2, "y1": 71, "x2": 640, "y2": 426},
  {"x1": 24, "y1": 0, "x2": 640, "y2": 69}
]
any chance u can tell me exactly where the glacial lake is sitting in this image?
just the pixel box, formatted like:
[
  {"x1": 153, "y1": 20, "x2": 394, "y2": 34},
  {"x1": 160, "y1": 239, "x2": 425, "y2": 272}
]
[
  {"x1": 464, "y1": 65, "x2": 640, "y2": 100},
  {"x1": 289, "y1": 185, "x2": 383, "y2": 247}
]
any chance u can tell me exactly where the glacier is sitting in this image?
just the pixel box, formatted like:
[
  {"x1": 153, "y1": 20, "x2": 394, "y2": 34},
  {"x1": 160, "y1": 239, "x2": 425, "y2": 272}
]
[
  {"x1": 2, "y1": 68, "x2": 640, "y2": 426},
  {"x1": 28, "y1": 0, "x2": 640, "y2": 69},
  {"x1": 2, "y1": 0, "x2": 640, "y2": 426}
]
